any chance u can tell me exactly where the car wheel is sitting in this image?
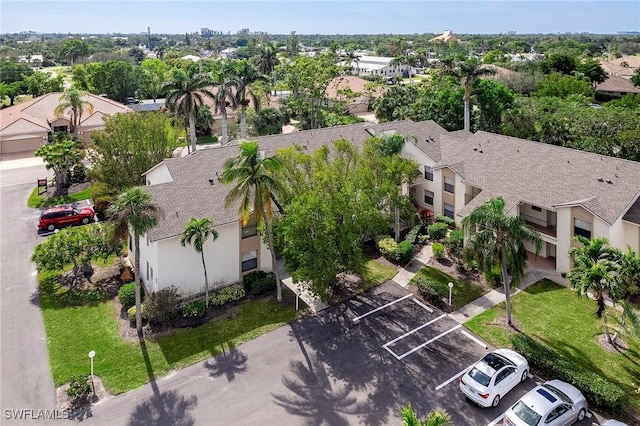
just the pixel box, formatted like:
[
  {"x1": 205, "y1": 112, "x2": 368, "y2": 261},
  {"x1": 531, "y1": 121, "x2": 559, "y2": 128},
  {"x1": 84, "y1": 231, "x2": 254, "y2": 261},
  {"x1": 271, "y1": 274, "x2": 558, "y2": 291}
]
[
  {"x1": 47, "y1": 224, "x2": 55, "y2": 231},
  {"x1": 491, "y1": 395, "x2": 500, "y2": 407},
  {"x1": 521, "y1": 369, "x2": 528, "y2": 382},
  {"x1": 81, "y1": 217, "x2": 90, "y2": 225},
  {"x1": 576, "y1": 408, "x2": 586, "y2": 422}
]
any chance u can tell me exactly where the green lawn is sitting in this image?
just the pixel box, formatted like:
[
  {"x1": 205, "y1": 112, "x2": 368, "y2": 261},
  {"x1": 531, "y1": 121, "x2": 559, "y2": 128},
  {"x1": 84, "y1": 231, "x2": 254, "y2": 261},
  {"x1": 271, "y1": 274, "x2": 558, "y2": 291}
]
[
  {"x1": 42, "y1": 293, "x2": 299, "y2": 394},
  {"x1": 361, "y1": 258, "x2": 399, "y2": 292},
  {"x1": 196, "y1": 135, "x2": 219, "y2": 145},
  {"x1": 28, "y1": 185, "x2": 94, "y2": 208},
  {"x1": 410, "y1": 266, "x2": 488, "y2": 309},
  {"x1": 465, "y1": 279, "x2": 640, "y2": 412}
]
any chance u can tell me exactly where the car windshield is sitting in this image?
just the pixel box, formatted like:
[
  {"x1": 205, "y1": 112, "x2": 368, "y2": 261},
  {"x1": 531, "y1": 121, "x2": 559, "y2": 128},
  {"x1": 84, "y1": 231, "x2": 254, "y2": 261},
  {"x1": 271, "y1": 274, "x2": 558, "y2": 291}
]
[
  {"x1": 543, "y1": 384, "x2": 572, "y2": 404},
  {"x1": 511, "y1": 400, "x2": 542, "y2": 426},
  {"x1": 468, "y1": 367, "x2": 491, "y2": 387}
]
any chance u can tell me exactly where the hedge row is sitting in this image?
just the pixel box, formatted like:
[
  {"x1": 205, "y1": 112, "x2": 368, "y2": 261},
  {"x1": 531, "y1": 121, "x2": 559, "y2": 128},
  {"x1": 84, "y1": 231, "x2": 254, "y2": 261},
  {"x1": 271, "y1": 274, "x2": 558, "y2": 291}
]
[
  {"x1": 510, "y1": 334, "x2": 626, "y2": 412},
  {"x1": 376, "y1": 236, "x2": 413, "y2": 265},
  {"x1": 210, "y1": 283, "x2": 245, "y2": 306}
]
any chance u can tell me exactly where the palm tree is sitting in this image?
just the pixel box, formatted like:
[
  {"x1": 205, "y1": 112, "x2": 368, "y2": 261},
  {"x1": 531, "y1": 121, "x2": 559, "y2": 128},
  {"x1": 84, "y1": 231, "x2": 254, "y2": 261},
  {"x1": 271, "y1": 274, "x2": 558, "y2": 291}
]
[
  {"x1": 181, "y1": 218, "x2": 218, "y2": 308},
  {"x1": 219, "y1": 141, "x2": 285, "y2": 302},
  {"x1": 342, "y1": 50, "x2": 360, "y2": 75},
  {"x1": 401, "y1": 403, "x2": 452, "y2": 426},
  {"x1": 567, "y1": 237, "x2": 624, "y2": 344},
  {"x1": 439, "y1": 56, "x2": 495, "y2": 131},
  {"x1": 231, "y1": 59, "x2": 268, "y2": 139},
  {"x1": 163, "y1": 68, "x2": 213, "y2": 153},
  {"x1": 256, "y1": 42, "x2": 280, "y2": 95},
  {"x1": 462, "y1": 196, "x2": 542, "y2": 327},
  {"x1": 209, "y1": 60, "x2": 237, "y2": 144},
  {"x1": 107, "y1": 187, "x2": 159, "y2": 338},
  {"x1": 54, "y1": 88, "x2": 94, "y2": 136}
]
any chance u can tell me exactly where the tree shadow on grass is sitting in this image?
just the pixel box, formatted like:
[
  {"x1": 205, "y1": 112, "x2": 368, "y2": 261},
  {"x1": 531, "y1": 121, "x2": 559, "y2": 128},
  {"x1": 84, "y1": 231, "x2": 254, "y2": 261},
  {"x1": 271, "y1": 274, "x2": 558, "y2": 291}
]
[{"x1": 203, "y1": 342, "x2": 248, "y2": 382}]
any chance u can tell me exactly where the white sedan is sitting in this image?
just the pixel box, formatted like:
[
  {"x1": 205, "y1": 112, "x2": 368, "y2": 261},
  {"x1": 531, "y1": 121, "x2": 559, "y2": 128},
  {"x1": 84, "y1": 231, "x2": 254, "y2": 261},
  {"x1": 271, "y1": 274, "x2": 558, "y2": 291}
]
[{"x1": 459, "y1": 348, "x2": 529, "y2": 408}]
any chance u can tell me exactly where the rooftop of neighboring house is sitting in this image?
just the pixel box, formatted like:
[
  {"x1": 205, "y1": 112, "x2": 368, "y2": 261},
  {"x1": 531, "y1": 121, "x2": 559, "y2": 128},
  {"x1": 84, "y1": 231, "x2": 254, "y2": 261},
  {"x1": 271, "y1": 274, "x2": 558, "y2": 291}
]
[
  {"x1": 596, "y1": 74, "x2": 640, "y2": 94},
  {"x1": 325, "y1": 76, "x2": 386, "y2": 102},
  {"x1": 600, "y1": 55, "x2": 640, "y2": 79},
  {"x1": 142, "y1": 120, "x2": 640, "y2": 241},
  {"x1": 0, "y1": 92, "x2": 131, "y2": 136}
]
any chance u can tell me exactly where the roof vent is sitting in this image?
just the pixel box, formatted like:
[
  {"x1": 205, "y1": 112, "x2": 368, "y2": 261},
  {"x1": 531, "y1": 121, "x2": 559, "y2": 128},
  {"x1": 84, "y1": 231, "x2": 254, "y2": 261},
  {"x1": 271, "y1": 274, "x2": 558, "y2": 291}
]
[
  {"x1": 615, "y1": 174, "x2": 619, "y2": 178},
  {"x1": 473, "y1": 147, "x2": 478, "y2": 151},
  {"x1": 597, "y1": 177, "x2": 604, "y2": 182},
  {"x1": 429, "y1": 136, "x2": 434, "y2": 143},
  {"x1": 208, "y1": 178, "x2": 215, "y2": 185},
  {"x1": 479, "y1": 149, "x2": 483, "y2": 153},
  {"x1": 606, "y1": 179, "x2": 613, "y2": 184}
]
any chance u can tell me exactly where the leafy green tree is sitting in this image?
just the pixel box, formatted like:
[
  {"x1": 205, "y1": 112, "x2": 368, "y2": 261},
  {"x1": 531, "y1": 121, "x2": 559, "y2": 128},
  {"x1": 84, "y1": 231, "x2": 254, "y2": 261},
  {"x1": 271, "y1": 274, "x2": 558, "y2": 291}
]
[
  {"x1": 58, "y1": 38, "x2": 89, "y2": 67},
  {"x1": 231, "y1": 59, "x2": 268, "y2": 139},
  {"x1": 439, "y1": 56, "x2": 495, "y2": 131},
  {"x1": 540, "y1": 51, "x2": 577, "y2": 75},
  {"x1": 195, "y1": 104, "x2": 215, "y2": 136},
  {"x1": 209, "y1": 60, "x2": 237, "y2": 144},
  {"x1": 35, "y1": 139, "x2": 83, "y2": 195},
  {"x1": 23, "y1": 71, "x2": 64, "y2": 97},
  {"x1": 373, "y1": 85, "x2": 420, "y2": 123},
  {"x1": 567, "y1": 237, "x2": 624, "y2": 344},
  {"x1": 576, "y1": 58, "x2": 607, "y2": 97},
  {"x1": 54, "y1": 88, "x2": 94, "y2": 136},
  {"x1": 91, "y1": 60, "x2": 140, "y2": 103},
  {"x1": 533, "y1": 73, "x2": 592, "y2": 98},
  {"x1": 251, "y1": 107, "x2": 287, "y2": 136},
  {"x1": 631, "y1": 68, "x2": 640, "y2": 87},
  {"x1": 220, "y1": 141, "x2": 285, "y2": 301},
  {"x1": 108, "y1": 188, "x2": 159, "y2": 337},
  {"x1": 0, "y1": 61, "x2": 34, "y2": 84},
  {"x1": 32, "y1": 224, "x2": 117, "y2": 286},
  {"x1": 89, "y1": 112, "x2": 179, "y2": 190},
  {"x1": 473, "y1": 79, "x2": 515, "y2": 133},
  {"x1": 181, "y1": 218, "x2": 219, "y2": 307},
  {"x1": 0, "y1": 81, "x2": 25, "y2": 106},
  {"x1": 400, "y1": 403, "x2": 452, "y2": 426},
  {"x1": 163, "y1": 68, "x2": 213, "y2": 153},
  {"x1": 462, "y1": 196, "x2": 542, "y2": 327},
  {"x1": 71, "y1": 63, "x2": 94, "y2": 92},
  {"x1": 139, "y1": 58, "x2": 169, "y2": 101}
]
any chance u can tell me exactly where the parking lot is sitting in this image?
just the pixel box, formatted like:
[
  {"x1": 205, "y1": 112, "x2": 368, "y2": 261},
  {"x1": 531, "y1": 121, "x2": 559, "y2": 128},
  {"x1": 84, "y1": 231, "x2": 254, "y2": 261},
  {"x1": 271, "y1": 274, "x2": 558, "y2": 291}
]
[{"x1": 290, "y1": 280, "x2": 594, "y2": 425}]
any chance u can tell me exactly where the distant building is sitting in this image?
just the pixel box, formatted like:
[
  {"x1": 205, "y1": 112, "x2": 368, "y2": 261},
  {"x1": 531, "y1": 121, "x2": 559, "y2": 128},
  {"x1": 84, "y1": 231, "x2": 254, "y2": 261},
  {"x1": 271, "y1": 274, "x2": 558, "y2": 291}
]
[
  {"x1": 429, "y1": 30, "x2": 458, "y2": 43},
  {"x1": 180, "y1": 55, "x2": 201, "y2": 62},
  {"x1": 219, "y1": 48, "x2": 237, "y2": 59},
  {"x1": 341, "y1": 55, "x2": 412, "y2": 79}
]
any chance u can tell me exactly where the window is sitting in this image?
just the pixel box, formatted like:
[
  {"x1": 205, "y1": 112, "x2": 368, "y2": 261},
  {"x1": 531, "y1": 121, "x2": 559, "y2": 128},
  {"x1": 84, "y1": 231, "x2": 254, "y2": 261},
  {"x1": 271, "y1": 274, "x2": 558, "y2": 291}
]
[
  {"x1": 574, "y1": 218, "x2": 591, "y2": 239},
  {"x1": 150, "y1": 266, "x2": 154, "y2": 282},
  {"x1": 444, "y1": 177, "x2": 454, "y2": 193},
  {"x1": 424, "y1": 190, "x2": 434, "y2": 206},
  {"x1": 146, "y1": 261, "x2": 150, "y2": 280},
  {"x1": 444, "y1": 203, "x2": 455, "y2": 219},
  {"x1": 531, "y1": 205, "x2": 542, "y2": 212},
  {"x1": 242, "y1": 215, "x2": 258, "y2": 238},
  {"x1": 53, "y1": 125, "x2": 68, "y2": 134},
  {"x1": 424, "y1": 166, "x2": 434, "y2": 181},
  {"x1": 241, "y1": 251, "x2": 258, "y2": 272}
]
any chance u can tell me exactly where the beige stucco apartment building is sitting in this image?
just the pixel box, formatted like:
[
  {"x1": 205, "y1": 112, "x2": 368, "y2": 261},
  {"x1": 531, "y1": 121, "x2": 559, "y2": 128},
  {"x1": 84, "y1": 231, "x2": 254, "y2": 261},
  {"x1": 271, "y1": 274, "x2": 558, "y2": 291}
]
[{"x1": 138, "y1": 120, "x2": 640, "y2": 295}]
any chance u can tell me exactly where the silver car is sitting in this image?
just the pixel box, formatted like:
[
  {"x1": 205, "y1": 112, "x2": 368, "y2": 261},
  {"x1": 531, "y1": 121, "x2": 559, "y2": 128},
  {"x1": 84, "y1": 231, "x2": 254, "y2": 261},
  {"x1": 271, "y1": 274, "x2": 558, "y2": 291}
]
[{"x1": 503, "y1": 379, "x2": 588, "y2": 426}]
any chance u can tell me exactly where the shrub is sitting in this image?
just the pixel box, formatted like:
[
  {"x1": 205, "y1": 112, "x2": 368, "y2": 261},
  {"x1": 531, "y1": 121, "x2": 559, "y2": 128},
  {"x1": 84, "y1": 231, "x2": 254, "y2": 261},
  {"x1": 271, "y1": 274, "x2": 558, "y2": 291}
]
[
  {"x1": 376, "y1": 235, "x2": 398, "y2": 260},
  {"x1": 485, "y1": 264, "x2": 503, "y2": 287},
  {"x1": 210, "y1": 283, "x2": 245, "y2": 307},
  {"x1": 395, "y1": 240, "x2": 414, "y2": 264},
  {"x1": 510, "y1": 334, "x2": 626, "y2": 412},
  {"x1": 419, "y1": 209, "x2": 435, "y2": 225},
  {"x1": 242, "y1": 271, "x2": 276, "y2": 296},
  {"x1": 435, "y1": 214, "x2": 456, "y2": 229},
  {"x1": 127, "y1": 304, "x2": 148, "y2": 322},
  {"x1": 39, "y1": 270, "x2": 62, "y2": 297},
  {"x1": 182, "y1": 300, "x2": 206, "y2": 318},
  {"x1": 144, "y1": 286, "x2": 182, "y2": 325},
  {"x1": 69, "y1": 165, "x2": 87, "y2": 183},
  {"x1": 404, "y1": 225, "x2": 423, "y2": 245},
  {"x1": 91, "y1": 182, "x2": 117, "y2": 220},
  {"x1": 67, "y1": 375, "x2": 91, "y2": 401},
  {"x1": 118, "y1": 282, "x2": 144, "y2": 310},
  {"x1": 427, "y1": 222, "x2": 449, "y2": 240},
  {"x1": 432, "y1": 242, "x2": 445, "y2": 259},
  {"x1": 415, "y1": 276, "x2": 447, "y2": 304},
  {"x1": 444, "y1": 229, "x2": 464, "y2": 258}
]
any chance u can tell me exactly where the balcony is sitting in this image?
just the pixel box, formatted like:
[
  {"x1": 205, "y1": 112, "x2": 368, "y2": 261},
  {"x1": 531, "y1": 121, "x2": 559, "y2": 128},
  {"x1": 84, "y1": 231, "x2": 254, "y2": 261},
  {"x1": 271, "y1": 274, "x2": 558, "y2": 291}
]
[{"x1": 520, "y1": 213, "x2": 557, "y2": 237}]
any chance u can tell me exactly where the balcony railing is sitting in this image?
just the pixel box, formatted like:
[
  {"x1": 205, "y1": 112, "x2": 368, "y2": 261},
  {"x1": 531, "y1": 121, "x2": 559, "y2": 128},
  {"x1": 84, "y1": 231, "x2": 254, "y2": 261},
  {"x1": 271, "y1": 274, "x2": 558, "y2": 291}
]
[{"x1": 520, "y1": 213, "x2": 556, "y2": 237}]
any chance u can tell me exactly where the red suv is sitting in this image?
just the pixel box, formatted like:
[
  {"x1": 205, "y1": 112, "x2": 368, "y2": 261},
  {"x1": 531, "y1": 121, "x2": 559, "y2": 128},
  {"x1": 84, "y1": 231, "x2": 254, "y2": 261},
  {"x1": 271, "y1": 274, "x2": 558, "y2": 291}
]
[{"x1": 38, "y1": 205, "x2": 95, "y2": 232}]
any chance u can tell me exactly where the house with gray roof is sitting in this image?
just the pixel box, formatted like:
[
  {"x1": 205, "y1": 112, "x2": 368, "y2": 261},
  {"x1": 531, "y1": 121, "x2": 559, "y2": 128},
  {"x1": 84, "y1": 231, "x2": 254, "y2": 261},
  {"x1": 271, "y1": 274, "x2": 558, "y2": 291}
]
[{"x1": 137, "y1": 120, "x2": 640, "y2": 294}]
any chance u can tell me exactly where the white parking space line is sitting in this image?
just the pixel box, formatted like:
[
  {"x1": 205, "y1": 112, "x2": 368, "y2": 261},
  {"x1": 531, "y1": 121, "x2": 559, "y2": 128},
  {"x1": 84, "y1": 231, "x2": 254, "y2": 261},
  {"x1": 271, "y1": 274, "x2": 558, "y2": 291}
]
[
  {"x1": 382, "y1": 314, "x2": 446, "y2": 347},
  {"x1": 435, "y1": 366, "x2": 469, "y2": 391},
  {"x1": 352, "y1": 294, "x2": 413, "y2": 322},
  {"x1": 397, "y1": 324, "x2": 462, "y2": 360},
  {"x1": 461, "y1": 330, "x2": 488, "y2": 349},
  {"x1": 412, "y1": 298, "x2": 433, "y2": 313},
  {"x1": 382, "y1": 344, "x2": 402, "y2": 360},
  {"x1": 486, "y1": 414, "x2": 504, "y2": 426}
]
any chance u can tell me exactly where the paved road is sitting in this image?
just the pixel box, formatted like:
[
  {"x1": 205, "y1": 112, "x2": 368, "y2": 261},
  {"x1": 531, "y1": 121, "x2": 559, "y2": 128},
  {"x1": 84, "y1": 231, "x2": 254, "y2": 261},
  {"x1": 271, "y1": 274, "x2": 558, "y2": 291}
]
[{"x1": 1, "y1": 164, "x2": 57, "y2": 421}]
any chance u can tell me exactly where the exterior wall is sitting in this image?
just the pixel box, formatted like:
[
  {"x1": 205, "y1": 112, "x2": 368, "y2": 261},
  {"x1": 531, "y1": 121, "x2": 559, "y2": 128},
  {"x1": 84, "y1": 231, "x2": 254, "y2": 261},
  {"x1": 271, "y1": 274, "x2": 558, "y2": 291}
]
[
  {"x1": 0, "y1": 134, "x2": 46, "y2": 154},
  {"x1": 441, "y1": 168, "x2": 456, "y2": 217},
  {"x1": 145, "y1": 163, "x2": 173, "y2": 185},
  {"x1": 520, "y1": 203, "x2": 548, "y2": 225},
  {"x1": 401, "y1": 142, "x2": 437, "y2": 211},
  {"x1": 622, "y1": 221, "x2": 640, "y2": 251},
  {"x1": 593, "y1": 215, "x2": 610, "y2": 240},
  {"x1": 154, "y1": 221, "x2": 241, "y2": 294},
  {"x1": 608, "y1": 218, "x2": 626, "y2": 249},
  {"x1": 555, "y1": 207, "x2": 573, "y2": 272}
]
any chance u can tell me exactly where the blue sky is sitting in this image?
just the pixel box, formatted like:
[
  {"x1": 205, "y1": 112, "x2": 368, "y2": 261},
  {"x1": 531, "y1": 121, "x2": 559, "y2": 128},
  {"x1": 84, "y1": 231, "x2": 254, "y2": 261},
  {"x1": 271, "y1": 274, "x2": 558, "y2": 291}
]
[{"x1": 1, "y1": 1, "x2": 638, "y2": 35}]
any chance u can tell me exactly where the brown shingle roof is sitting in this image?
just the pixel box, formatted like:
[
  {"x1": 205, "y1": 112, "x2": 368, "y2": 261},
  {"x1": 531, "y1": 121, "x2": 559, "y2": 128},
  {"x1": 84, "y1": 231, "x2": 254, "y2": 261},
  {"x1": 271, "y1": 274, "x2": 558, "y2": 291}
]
[{"x1": 596, "y1": 75, "x2": 640, "y2": 94}]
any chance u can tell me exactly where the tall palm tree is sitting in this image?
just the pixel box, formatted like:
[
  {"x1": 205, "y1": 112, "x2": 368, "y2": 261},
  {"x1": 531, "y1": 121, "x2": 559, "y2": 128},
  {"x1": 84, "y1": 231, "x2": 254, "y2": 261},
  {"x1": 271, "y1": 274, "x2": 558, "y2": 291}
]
[
  {"x1": 163, "y1": 68, "x2": 213, "y2": 153},
  {"x1": 462, "y1": 196, "x2": 542, "y2": 327},
  {"x1": 439, "y1": 56, "x2": 494, "y2": 131},
  {"x1": 256, "y1": 42, "x2": 280, "y2": 95},
  {"x1": 401, "y1": 403, "x2": 452, "y2": 426},
  {"x1": 209, "y1": 60, "x2": 237, "y2": 144},
  {"x1": 231, "y1": 59, "x2": 268, "y2": 139},
  {"x1": 108, "y1": 187, "x2": 159, "y2": 337},
  {"x1": 181, "y1": 217, "x2": 218, "y2": 307},
  {"x1": 219, "y1": 142, "x2": 285, "y2": 302},
  {"x1": 567, "y1": 237, "x2": 624, "y2": 343},
  {"x1": 54, "y1": 88, "x2": 94, "y2": 136}
]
